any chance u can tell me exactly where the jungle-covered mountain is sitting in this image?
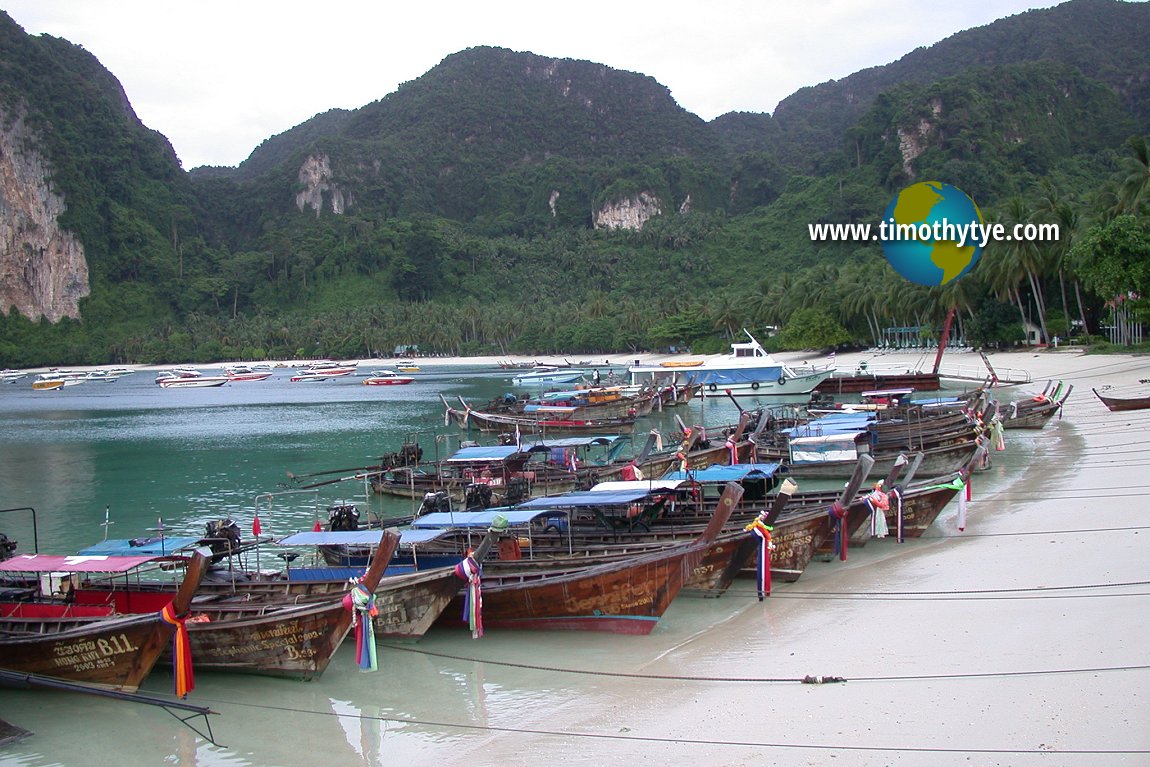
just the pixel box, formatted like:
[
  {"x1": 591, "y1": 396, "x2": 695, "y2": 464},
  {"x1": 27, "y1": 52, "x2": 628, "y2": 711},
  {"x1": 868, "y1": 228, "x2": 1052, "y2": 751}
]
[{"x1": 1, "y1": 0, "x2": 1149, "y2": 366}]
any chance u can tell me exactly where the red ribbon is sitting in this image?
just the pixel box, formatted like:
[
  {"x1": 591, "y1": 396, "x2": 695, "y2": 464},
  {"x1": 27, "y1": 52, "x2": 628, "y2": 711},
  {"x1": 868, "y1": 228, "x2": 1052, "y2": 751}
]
[{"x1": 160, "y1": 602, "x2": 194, "y2": 698}]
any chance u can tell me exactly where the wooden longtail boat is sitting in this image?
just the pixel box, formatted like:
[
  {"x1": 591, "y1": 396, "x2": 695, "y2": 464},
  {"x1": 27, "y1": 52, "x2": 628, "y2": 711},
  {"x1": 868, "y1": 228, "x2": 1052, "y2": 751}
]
[
  {"x1": 815, "y1": 371, "x2": 941, "y2": 394},
  {"x1": 436, "y1": 482, "x2": 742, "y2": 634},
  {"x1": 76, "y1": 530, "x2": 400, "y2": 680},
  {"x1": 443, "y1": 395, "x2": 638, "y2": 434},
  {"x1": 0, "y1": 552, "x2": 208, "y2": 692},
  {"x1": 273, "y1": 528, "x2": 499, "y2": 640},
  {"x1": 1093, "y1": 387, "x2": 1150, "y2": 412},
  {"x1": 1001, "y1": 381, "x2": 1073, "y2": 428}
]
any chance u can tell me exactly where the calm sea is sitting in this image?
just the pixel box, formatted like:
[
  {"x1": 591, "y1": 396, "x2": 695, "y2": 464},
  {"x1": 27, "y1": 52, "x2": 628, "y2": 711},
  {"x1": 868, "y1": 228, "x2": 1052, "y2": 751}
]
[{"x1": 0, "y1": 366, "x2": 1028, "y2": 766}]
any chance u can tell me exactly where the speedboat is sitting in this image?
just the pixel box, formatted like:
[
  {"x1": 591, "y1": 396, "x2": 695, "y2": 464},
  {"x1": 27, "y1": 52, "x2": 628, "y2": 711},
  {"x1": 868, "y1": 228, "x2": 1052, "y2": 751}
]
[
  {"x1": 511, "y1": 366, "x2": 586, "y2": 387},
  {"x1": 223, "y1": 364, "x2": 273, "y2": 382},
  {"x1": 363, "y1": 370, "x2": 415, "y2": 386},
  {"x1": 627, "y1": 330, "x2": 834, "y2": 397},
  {"x1": 157, "y1": 374, "x2": 230, "y2": 388},
  {"x1": 33, "y1": 371, "x2": 86, "y2": 389},
  {"x1": 290, "y1": 361, "x2": 357, "y2": 382},
  {"x1": 1, "y1": 369, "x2": 26, "y2": 384}
]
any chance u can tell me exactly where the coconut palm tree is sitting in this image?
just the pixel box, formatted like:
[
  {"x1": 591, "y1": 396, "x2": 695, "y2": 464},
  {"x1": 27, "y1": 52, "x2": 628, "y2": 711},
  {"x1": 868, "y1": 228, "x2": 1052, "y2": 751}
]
[{"x1": 1118, "y1": 135, "x2": 1150, "y2": 216}]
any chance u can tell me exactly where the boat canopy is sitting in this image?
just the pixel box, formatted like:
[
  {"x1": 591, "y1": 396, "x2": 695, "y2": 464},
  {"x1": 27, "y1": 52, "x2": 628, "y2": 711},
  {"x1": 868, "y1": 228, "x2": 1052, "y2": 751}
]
[
  {"x1": 516, "y1": 488, "x2": 674, "y2": 510},
  {"x1": 412, "y1": 508, "x2": 562, "y2": 529},
  {"x1": 276, "y1": 529, "x2": 448, "y2": 546},
  {"x1": 521, "y1": 435, "x2": 626, "y2": 449},
  {"x1": 0, "y1": 554, "x2": 166, "y2": 573},
  {"x1": 77, "y1": 537, "x2": 204, "y2": 556},
  {"x1": 588, "y1": 479, "x2": 687, "y2": 493},
  {"x1": 661, "y1": 463, "x2": 786, "y2": 483},
  {"x1": 789, "y1": 433, "x2": 861, "y2": 463},
  {"x1": 445, "y1": 445, "x2": 526, "y2": 462},
  {"x1": 785, "y1": 413, "x2": 873, "y2": 437}
]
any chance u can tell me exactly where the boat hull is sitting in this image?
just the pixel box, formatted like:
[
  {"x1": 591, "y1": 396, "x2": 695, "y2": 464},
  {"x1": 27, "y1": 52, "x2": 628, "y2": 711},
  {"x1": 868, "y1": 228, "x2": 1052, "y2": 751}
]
[{"x1": 0, "y1": 611, "x2": 176, "y2": 692}]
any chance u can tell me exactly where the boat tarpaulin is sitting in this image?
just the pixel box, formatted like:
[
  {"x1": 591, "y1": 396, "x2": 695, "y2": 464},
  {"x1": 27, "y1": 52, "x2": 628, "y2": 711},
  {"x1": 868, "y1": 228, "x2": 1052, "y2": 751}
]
[
  {"x1": 789, "y1": 433, "x2": 860, "y2": 464},
  {"x1": 516, "y1": 489, "x2": 667, "y2": 510},
  {"x1": 522, "y1": 435, "x2": 626, "y2": 449},
  {"x1": 76, "y1": 537, "x2": 203, "y2": 556},
  {"x1": 0, "y1": 554, "x2": 163, "y2": 573},
  {"x1": 411, "y1": 508, "x2": 559, "y2": 529},
  {"x1": 276, "y1": 531, "x2": 394, "y2": 546},
  {"x1": 661, "y1": 463, "x2": 786, "y2": 483},
  {"x1": 588, "y1": 479, "x2": 687, "y2": 493},
  {"x1": 445, "y1": 446, "x2": 524, "y2": 462}
]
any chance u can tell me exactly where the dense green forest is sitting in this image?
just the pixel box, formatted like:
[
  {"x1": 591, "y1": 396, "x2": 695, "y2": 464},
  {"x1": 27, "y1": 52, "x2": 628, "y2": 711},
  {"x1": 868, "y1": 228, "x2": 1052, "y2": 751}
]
[{"x1": 1, "y1": 0, "x2": 1149, "y2": 367}]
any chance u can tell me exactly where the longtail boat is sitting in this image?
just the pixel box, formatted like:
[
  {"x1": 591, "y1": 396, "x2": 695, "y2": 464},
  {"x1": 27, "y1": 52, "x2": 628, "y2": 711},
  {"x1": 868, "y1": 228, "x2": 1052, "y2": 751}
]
[
  {"x1": 434, "y1": 482, "x2": 742, "y2": 634},
  {"x1": 443, "y1": 395, "x2": 639, "y2": 434},
  {"x1": 0, "y1": 552, "x2": 208, "y2": 692},
  {"x1": 1000, "y1": 381, "x2": 1073, "y2": 428},
  {"x1": 75, "y1": 530, "x2": 400, "y2": 680},
  {"x1": 1093, "y1": 387, "x2": 1150, "y2": 412}
]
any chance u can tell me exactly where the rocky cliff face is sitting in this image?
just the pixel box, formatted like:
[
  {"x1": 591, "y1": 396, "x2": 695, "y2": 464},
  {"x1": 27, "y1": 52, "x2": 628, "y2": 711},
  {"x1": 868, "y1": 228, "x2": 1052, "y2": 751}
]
[
  {"x1": 0, "y1": 108, "x2": 89, "y2": 322},
  {"x1": 295, "y1": 154, "x2": 349, "y2": 216},
  {"x1": 593, "y1": 191, "x2": 662, "y2": 230}
]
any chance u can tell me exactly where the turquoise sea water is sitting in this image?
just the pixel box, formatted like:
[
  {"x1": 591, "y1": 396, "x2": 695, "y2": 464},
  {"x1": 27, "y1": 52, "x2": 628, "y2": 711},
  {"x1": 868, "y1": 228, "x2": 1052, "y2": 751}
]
[{"x1": 0, "y1": 367, "x2": 1028, "y2": 766}]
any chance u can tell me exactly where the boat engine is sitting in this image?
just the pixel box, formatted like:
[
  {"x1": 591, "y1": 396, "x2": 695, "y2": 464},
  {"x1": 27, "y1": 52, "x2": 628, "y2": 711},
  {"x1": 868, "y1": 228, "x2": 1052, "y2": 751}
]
[
  {"x1": 464, "y1": 483, "x2": 493, "y2": 510},
  {"x1": 505, "y1": 476, "x2": 530, "y2": 506},
  {"x1": 0, "y1": 533, "x2": 16, "y2": 561},
  {"x1": 328, "y1": 504, "x2": 361, "y2": 531},
  {"x1": 202, "y1": 519, "x2": 242, "y2": 557},
  {"x1": 418, "y1": 491, "x2": 452, "y2": 516}
]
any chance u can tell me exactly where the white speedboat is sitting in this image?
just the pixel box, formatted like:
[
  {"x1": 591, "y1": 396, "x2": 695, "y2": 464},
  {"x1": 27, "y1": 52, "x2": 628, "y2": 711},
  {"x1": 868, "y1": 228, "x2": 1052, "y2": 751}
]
[
  {"x1": 157, "y1": 374, "x2": 230, "y2": 388},
  {"x1": 511, "y1": 366, "x2": 586, "y2": 387},
  {"x1": 223, "y1": 364, "x2": 274, "y2": 382},
  {"x1": 627, "y1": 331, "x2": 834, "y2": 397},
  {"x1": 362, "y1": 370, "x2": 415, "y2": 386},
  {"x1": 1, "y1": 369, "x2": 26, "y2": 384},
  {"x1": 290, "y1": 362, "x2": 357, "y2": 382}
]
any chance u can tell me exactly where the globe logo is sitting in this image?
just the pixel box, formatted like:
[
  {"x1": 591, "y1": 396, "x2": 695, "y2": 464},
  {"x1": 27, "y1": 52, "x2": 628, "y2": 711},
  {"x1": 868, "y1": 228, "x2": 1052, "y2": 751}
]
[{"x1": 880, "y1": 181, "x2": 985, "y2": 286}]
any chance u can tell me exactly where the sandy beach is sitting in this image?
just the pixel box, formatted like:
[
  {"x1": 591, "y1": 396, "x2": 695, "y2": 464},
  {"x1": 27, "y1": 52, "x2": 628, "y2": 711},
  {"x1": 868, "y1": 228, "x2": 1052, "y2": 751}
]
[{"x1": 412, "y1": 346, "x2": 1150, "y2": 766}]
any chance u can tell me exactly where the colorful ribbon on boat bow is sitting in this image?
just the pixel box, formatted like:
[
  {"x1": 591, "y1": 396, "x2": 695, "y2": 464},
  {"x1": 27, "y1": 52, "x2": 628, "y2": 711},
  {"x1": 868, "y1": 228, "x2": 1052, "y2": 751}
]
[
  {"x1": 829, "y1": 500, "x2": 849, "y2": 561},
  {"x1": 343, "y1": 581, "x2": 378, "y2": 672},
  {"x1": 865, "y1": 484, "x2": 890, "y2": 539},
  {"x1": 744, "y1": 514, "x2": 774, "y2": 600},
  {"x1": 726, "y1": 437, "x2": 738, "y2": 465},
  {"x1": 454, "y1": 555, "x2": 484, "y2": 638},
  {"x1": 160, "y1": 602, "x2": 194, "y2": 698}
]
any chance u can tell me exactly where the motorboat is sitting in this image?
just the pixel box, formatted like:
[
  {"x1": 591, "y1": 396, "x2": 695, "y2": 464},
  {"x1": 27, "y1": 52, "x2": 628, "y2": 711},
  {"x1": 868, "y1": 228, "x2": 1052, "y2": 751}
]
[
  {"x1": 511, "y1": 366, "x2": 586, "y2": 387},
  {"x1": 223, "y1": 364, "x2": 274, "y2": 382},
  {"x1": 627, "y1": 330, "x2": 833, "y2": 397},
  {"x1": 363, "y1": 370, "x2": 415, "y2": 385}
]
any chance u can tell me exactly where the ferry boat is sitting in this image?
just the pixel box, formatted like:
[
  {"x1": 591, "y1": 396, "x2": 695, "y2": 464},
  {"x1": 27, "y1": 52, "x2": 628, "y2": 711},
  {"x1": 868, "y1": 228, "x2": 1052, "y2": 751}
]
[{"x1": 627, "y1": 331, "x2": 833, "y2": 397}]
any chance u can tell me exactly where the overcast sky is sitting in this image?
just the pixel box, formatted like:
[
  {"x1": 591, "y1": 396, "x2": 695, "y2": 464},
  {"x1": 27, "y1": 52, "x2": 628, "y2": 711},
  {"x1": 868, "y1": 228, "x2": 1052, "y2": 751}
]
[{"x1": 5, "y1": 0, "x2": 1065, "y2": 169}]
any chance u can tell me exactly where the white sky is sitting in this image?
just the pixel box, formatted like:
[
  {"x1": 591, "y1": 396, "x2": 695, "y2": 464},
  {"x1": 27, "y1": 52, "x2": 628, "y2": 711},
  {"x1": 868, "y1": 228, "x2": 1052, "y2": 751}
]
[{"x1": 4, "y1": 0, "x2": 1064, "y2": 170}]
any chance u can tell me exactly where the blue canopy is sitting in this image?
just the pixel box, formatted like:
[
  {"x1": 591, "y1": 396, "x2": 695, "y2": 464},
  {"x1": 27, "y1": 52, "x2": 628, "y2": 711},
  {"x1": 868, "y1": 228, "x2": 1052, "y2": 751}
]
[
  {"x1": 785, "y1": 412, "x2": 873, "y2": 437},
  {"x1": 77, "y1": 537, "x2": 204, "y2": 556},
  {"x1": 661, "y1": 462, "x2": 785, "y2": 483},
  {"x1": 412, "y1": 508, "x2": 563, "y2": 529},
  {"x1": 276, "y1": 530, "x2": 410, "y2": 546},
  {"x1": 445, "y1": 445, "x2": 524, "y2": 462},
  {"x1": 516, "y1": 489, "x2": 668, "y2": 510},
  {"x1": 522, "y1": 435, "x2": 625, "y2": 449}
]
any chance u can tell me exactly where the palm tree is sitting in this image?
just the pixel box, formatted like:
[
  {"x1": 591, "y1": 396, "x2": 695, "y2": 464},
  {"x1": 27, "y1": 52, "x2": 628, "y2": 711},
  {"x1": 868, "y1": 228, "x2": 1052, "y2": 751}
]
[{"x1": 1118, "y1": 135, "x2": 1150, "y2": 216}]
